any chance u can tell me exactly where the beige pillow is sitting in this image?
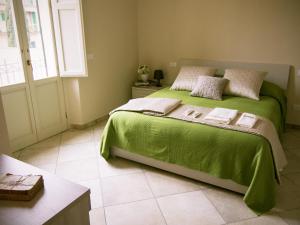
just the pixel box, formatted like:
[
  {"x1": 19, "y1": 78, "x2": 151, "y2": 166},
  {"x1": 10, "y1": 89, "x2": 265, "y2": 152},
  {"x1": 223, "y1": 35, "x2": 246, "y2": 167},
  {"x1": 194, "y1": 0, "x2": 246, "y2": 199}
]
[
  {"x1": 170, "y1": 66, "x2": 217, "y2": 91},
  {"x1": 224, "y1": 69, "x2": 266, "y2": 100},
  {"x1": 191, "y1": 76, "x2": 228, "y2": 100}
]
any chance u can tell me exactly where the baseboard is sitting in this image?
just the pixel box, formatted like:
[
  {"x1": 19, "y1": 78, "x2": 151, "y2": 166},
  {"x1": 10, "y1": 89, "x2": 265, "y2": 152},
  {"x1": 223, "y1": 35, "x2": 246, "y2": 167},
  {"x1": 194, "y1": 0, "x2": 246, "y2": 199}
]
[
  {"x1": 70, "y1": 115, "x2": 109, "y2": 130},
  {"x1": 286, "y1": 123, "x2": 300, "y2": 130}
]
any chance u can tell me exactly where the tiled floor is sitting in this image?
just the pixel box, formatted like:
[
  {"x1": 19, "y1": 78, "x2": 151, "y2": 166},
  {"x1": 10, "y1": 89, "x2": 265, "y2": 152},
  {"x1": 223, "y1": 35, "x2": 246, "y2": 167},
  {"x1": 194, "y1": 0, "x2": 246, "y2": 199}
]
[{"x1": 11, "y1": 121, "x2": 300, "y2": 225}]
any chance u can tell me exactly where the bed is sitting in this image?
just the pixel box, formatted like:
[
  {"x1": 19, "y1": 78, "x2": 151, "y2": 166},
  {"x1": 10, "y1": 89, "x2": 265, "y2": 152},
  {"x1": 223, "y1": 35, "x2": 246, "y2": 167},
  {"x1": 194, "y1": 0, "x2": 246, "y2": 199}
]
[{"x1": 100, "y1": 59, "x2": 290, "y2": 214}]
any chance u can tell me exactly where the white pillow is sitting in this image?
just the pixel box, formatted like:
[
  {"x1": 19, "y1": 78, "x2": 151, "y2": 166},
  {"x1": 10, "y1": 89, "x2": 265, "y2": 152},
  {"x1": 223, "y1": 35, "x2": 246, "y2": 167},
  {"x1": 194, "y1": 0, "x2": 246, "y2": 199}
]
[
  {"x1": 191, "y1": 76, "x2": 228, "y2": 100},
  {"x1": 170, "y1": 66, "x2": 217, "y2": 91},
  {"x1": 223, "y1": 68, "x2": 266, "y2": 100}
]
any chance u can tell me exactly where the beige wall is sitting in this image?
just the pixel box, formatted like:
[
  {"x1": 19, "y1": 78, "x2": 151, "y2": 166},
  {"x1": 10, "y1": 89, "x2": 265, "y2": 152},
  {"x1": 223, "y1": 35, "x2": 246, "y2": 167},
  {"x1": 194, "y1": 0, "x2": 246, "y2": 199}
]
[
  {"x1": 0, "y1": 95, "x2": 10, "y2": 154},
  {"x1": 64, "y1": 0, "x2": 300, "y2": 125},
  {"x1": 138, "y1": 0, "x2": 300, "y2": 124},
  {"x1": 64, "y1": 0, "x2": 138, "y2": 125},
  {"x1": 63, "y1": 79, "x2": 83, "y2": 125}
]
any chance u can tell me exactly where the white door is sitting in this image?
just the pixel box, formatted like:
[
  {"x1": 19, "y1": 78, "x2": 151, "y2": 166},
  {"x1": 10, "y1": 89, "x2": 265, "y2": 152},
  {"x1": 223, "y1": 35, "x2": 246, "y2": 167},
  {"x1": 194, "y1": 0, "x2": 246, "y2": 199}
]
[{"x1": 0, "y1": 0, "x2": 67, "y2": 151}]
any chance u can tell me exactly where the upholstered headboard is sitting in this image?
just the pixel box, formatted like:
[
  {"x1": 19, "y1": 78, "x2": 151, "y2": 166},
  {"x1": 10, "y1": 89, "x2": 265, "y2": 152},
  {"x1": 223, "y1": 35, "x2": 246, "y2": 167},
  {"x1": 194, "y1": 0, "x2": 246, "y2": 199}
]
[{"x1": 179, "y1": 59, "x2": 290, "y2": 90}]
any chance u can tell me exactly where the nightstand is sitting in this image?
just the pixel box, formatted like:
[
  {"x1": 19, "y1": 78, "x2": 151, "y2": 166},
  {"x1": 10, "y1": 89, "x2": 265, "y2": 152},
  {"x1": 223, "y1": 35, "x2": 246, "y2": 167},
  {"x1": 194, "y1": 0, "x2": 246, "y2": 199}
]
[{"x1": 132, "y1": 85, "x2": 167, "y2": 98}]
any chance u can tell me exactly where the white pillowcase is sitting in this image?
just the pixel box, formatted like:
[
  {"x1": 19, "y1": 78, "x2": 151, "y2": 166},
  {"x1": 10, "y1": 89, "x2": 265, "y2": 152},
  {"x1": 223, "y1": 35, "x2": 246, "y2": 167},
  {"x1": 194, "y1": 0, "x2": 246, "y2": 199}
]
[
  {"x1": 191, "y1": 76, "x2": 228, "y2": 100},
  {"x1": 170, "y1": 66, "x2": 217, "y2": 91},
  {"x1": 223, "y1": 68, "x2": 266, "y2": 100}
]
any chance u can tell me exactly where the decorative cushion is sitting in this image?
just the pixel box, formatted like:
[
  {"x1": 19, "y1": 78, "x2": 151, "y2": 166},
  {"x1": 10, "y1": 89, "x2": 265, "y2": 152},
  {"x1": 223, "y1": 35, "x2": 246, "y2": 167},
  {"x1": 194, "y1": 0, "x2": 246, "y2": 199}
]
[
  {"x1": 170, "y1": 66, "x2": 217, "y2": 91},
  {"x1": 223, "y1": 69, "x2": 266, "y2": 100},
  {"x1": 191, "y1": 76, "x2": 228, "y2": 100}
]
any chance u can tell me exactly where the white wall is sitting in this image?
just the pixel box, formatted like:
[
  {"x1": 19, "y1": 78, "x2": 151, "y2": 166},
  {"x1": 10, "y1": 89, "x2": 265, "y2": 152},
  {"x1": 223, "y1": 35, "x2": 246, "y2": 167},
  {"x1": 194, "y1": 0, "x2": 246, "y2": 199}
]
[
  {"x1": 138, "y1": 0, "x2": 300, "y2": 125},
  {"x1": 64, "y1": 0, "x2": 300, "y2": 126},
  {"x1": 0, "y1": 95, "x2": 10, "y2": 154},
  {"x1": 64, "y1": 0, "x2": 138, "y2": 125}
]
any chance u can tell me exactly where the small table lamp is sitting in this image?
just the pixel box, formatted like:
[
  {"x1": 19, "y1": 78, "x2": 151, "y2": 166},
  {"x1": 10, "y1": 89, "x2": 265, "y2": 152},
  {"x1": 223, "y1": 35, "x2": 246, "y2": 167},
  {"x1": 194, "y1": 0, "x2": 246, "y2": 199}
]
[{"x1": 154, "y1": 70, "x2": 164, "y2": 87}]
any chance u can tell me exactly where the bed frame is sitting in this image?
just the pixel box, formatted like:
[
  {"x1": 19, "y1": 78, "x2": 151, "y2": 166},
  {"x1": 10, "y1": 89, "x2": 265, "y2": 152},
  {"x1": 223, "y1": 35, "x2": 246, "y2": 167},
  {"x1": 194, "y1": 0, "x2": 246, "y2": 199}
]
[
  {"x1": 111, "y1": 59, "x2": 290, "y2": 194},
  {"x1": 111, "y1": 147, "x2": 248, "y2": 194}
]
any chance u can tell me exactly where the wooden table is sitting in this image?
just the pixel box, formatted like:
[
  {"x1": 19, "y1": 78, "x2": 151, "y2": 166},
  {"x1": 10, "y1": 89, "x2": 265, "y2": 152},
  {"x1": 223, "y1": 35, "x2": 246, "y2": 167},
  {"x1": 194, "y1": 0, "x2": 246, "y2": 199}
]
[{"x1": 0, "y1": 155, "x2": 91, "y2": 225}]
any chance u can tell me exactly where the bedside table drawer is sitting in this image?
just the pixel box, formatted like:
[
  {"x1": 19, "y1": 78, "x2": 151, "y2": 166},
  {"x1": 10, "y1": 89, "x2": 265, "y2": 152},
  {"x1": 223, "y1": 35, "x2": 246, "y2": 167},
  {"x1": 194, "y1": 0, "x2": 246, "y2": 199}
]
[{"x1": 132, "y1": 87, "x2": 157, "y2": 98}]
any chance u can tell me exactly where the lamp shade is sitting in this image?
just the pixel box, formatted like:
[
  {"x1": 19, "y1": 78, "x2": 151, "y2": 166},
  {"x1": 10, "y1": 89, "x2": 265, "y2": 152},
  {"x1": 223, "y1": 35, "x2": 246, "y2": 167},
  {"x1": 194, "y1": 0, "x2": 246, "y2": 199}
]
[{"x1": 154, "y1": 70, "x2": 164, "y2": 80}]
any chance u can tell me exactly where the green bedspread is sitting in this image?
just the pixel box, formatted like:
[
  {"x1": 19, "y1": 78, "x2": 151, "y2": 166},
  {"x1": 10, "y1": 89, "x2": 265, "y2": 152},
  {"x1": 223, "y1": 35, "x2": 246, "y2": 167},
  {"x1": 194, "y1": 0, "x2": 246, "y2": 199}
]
[{"x1": 100, "y1": 81, "x2": 286, "y2": 214}]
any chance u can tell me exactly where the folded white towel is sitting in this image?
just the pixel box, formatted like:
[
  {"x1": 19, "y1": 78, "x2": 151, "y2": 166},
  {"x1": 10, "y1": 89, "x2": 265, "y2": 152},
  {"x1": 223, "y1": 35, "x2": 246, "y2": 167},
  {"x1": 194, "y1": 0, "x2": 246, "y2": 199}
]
[
  {"x1": 204, "y1": 108, "x2": 238, "y2": 124},
  {"x1": 236, "y1": 113, "x2": 258, "y2": 128},
  {"x1": 110, "y1": 98, "x2": 181, "y2": 116}
]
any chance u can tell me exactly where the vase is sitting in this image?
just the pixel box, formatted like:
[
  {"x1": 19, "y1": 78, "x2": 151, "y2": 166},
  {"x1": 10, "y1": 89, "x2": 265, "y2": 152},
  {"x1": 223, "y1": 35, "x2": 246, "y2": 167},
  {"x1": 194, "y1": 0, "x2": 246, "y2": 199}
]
[{"x1": 141, "y1": 74, "x2": 149, "y2": 82}]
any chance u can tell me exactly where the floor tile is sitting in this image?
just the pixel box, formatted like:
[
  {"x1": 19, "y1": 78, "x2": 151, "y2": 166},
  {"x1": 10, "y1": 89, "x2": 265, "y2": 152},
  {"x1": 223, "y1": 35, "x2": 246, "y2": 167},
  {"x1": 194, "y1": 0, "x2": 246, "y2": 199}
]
[
  {"x1": 61, "y1": 129, "x2": 94, "y2": 145},
  {"x1": 279, "y1": 208, "x2": 300, "y2": 225},
  {"x1": 227, "y1": 212, "x2": 288, "y2": 225},
  {"x1": 36, "y1": 163, "x2": 56, "y2": 174},
  {"x1": 293, "y1": 131, "x2": 300, "y2": 139},
  {"x1": 94, "y1": 134, "x2": 102, "y2": 146},
  {"x1": 144, "y1": 167, "x2": 205, "y2": 197},
  {"x1": 282, "y1": 152, "x2": 300, "y2": 175},
  {"x1": 285, "y1": 172, "x2": 300, "y2": 187},
  {"x1": 93, "y1": 124, "x2": 106, "y2": 142},
  {"x1": 94, "y1": 119, "x2": 107, "y2": 131},
  {"x1": 19, "y1": 146, "x2": 59, "y2": 166},
  {"x1": 78, "y1": 179, "x2": 103, "y2": 209},
  {"x1": 11, "y1": 126, "x2": 300, "y2": 225},
  {"x1": 275, "y1": 176, "x2": 300, "y2": 211},
  {"x1": 98, "y1": 157, "x2": 142, "y2": 178},
  {"x1": 95, "y1": 141, "x2": 101, "y2": 152},
  {"x1": 94, "y1": 120, "x2": 107, "y2": 149},
  {"x1": 56, "y1": 158, "x2": 99, "y2": 182},
  {"x1": 203, "y1": 187, "x2": 256, "y2": 223},
  {"x1": 10, "y1": 150, "x2": 21, "y2": 159},
  {"x1": 27, "y1": 135, "x2": 61, "y2": 149},
  {"x1": 287, "y1": 148, "x2": 300, "y2": 158},
  {"x1": 102, "y1": 173, "x2": 153, "y2": 206},
  {"x1": 285, "y1": 128, "x2": 300, "y2": 139},
  {"x1": 282, "y1": 133, "x2": 300, "y2": 150},
  {"x1": 94, "y1": 127, "x2": 103, "y2": 139},
  {"x1": 89, "y1": 208, "x2": 106, "y2": 225},
  {"x1": 58, "y1": 142, "x2": 96, "y2": 163},
  {"x1": 157, "y1": 191, "x2": 225, "y2": 225},
  {"x1": 105, "y1": 199, "x2": 165, "y2": 225}
]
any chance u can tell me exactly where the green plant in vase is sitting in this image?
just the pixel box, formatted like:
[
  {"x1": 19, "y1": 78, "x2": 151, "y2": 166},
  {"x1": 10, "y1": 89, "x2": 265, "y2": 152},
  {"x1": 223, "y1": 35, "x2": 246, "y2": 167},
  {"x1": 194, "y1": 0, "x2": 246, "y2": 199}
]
[{"x1": 138, "y1": 65, "x2": 150, "y2": 82}]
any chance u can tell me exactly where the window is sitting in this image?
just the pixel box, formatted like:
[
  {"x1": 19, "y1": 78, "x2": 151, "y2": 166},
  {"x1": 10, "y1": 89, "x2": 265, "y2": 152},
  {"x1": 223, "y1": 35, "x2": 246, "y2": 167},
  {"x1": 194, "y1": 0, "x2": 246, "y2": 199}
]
[
  {"x1": 0, "y1": 0, "x2": 24, "y2": 87},
  {"x1": 0, "y1": 11, "x2": 5, "y2": 21},
  {"x1": 22, "y1": 0, "x2": 57, "y2": 80},
  {"x1": 2, "y1": 0, "x2": 16, "y2": 47},
  {"x1": 0, "y1": 0, "x2": 87, "y2": 87},
  {"x1": 51, "y1": 0, "x2": 87, "y2": 77}
]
